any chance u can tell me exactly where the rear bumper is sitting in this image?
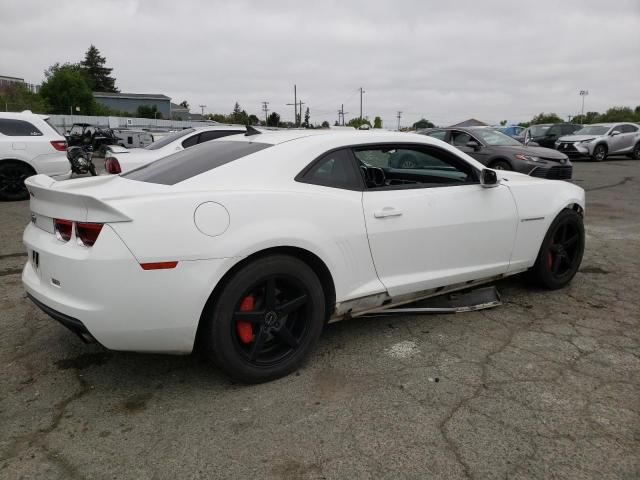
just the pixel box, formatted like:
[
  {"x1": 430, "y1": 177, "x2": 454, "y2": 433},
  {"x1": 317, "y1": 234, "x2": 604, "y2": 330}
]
[
  {"x1": 22, "y1": 222, "x2": 236, "y2": 353},
  {"x1": 26, "y1": 293, "x2": 95, "y2": 343}
]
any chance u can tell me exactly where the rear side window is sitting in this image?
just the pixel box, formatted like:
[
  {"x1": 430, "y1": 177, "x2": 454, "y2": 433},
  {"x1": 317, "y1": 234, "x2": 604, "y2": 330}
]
[
  {"x1": 297, "y1": 149, "x2": 362, "y2": 190},
  {"x1": 122, "y1": 141, "x2": 272, "y2": 185},
  {"x1": 198, "y1": 130, "x2": 244, "y2": 143},
  {"x1": 181, "y1": 134, "x2": 199, "y2": 148},
  {"x1": 146, "y1": 128, "x2": 195, "y2": 150},
  {"x1": 0, "y1": 119, "x2": 43, "y2": 136}
]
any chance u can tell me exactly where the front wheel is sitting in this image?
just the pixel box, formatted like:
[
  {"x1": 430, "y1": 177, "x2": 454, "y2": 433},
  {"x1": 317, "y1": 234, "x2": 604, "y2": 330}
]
[
  {"x1": 202, "y1": 255, "x2": 326, "y2": 383},
  {"x1": 490, "y1": 160, "x2": 512, "y2": 171},
  {"x1": 592, "y1": 144, "x2": 607, "y2": 162},
  {"x1": 530, "y1": 209, "x2": 584, "y2": 289}
]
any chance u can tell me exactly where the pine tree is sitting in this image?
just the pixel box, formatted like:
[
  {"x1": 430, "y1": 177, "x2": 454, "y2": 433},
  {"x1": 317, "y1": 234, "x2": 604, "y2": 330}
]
[
  {"x1": 80, "y1": 45, "x2": 118, "y2": 92},
  {"x1": 303, "y1": 107, "x2": 310, "y2": 128}
]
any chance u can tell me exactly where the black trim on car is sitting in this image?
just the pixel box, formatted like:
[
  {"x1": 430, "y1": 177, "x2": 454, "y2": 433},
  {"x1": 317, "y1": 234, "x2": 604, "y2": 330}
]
[
  {"x1": 295, "y1": 147, "x2": 365, "y2": 191},
  {"x1": 27, "y1": 293, "x2": 95, "y2": 344}
]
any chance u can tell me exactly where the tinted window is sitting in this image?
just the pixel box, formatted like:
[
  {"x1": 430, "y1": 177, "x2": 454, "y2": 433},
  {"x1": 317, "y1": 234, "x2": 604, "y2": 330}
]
[
  {"x1": 123, "y1": 141, "x2": 271, "y2": 185},
  {"x1": 198, "y1": 130, "x2": 244, "y2": 143},
  {"x1": 620, "y1": 124, "x2": 637, "y2": 133},
  {"x1": 451, "y1": 130, "x2": 473, "y2": 146},
  {"x1": 181, "y1": 134, "x2": 198, "y2": 148},
  {"x1": 145, "y1": 128, "x2": 195, "y2": 150},
  {"x1": 353, "y1": 145, "x2": 476, "y2": 189},
  {"x1": 547, "y1": 125, "x2": 562, "y2": 137},
  {"x1": 427, "y1": 130, "x2": 447, "y2": 141},
  {"x1": 575, "y1": 125, "x2": 609, "y2": 135},
  {"x1": 473, "y1": 129, "x2": 521, "y2": 146},
  {"x1": 298, "y1": 149, "x2": 361, "y2": 190},
  {"x1": 0, "y1": 119, "x2": 43, "y2": 136}
]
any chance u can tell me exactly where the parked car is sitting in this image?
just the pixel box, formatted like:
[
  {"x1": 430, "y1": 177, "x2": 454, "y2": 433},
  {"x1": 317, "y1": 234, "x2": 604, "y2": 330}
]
[
  {"x1": 104, "y1": 125, "x2": 246, "y2": 174},
  {"x1": 112, "y1": 129, "x2": 154, "y2": 149},
  {"x1": 0, "y1": 111, "x2": 70, "y2": 201},
  {"x1": 23, "y1": 129, "x2": 585, "y2": 383},
  {"x1": 518, "y1": 123, "x2": 582, "y2": 148},
  {"x1": 556, "y1": 123, "x2": 640, "y2": 161},
  {"x1": 419, "y1": 127, "x2": 572, "y2": 179}
]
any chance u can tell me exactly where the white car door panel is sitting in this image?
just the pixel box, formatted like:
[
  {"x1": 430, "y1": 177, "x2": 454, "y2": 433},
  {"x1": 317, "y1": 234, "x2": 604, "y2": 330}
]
[{"x1": 363, "y1": 184, "x2": 518, "y2": 297}]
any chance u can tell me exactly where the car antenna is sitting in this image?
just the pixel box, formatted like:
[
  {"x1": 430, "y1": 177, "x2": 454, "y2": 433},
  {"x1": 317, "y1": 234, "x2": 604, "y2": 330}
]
[{"x1": 245, "y1": 125, "x2": 262, "y2": 136}]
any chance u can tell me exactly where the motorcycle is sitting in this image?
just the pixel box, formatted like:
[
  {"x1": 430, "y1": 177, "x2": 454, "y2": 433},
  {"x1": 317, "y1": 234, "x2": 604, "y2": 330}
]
[{"x1": 66, "y1": 145, "x2": 97, "y2": 176}]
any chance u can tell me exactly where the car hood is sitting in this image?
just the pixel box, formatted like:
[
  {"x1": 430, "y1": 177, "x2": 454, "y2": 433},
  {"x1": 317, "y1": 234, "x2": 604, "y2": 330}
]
[
  {"x1": 488, "y1": 145, "x2": 567, "y2": 160},
  {"x1": 557, "y1": 135, "x2": 600, "y2": 142}
]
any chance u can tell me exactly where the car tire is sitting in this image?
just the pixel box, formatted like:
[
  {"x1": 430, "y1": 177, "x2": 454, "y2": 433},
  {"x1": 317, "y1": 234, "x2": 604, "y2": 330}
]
[
  {"x1": 0, "y1": 161, "x2": 34, "y2": 201},
  {"x1": 631, "y1": 142, "x2": 640, "y2": 160},
  {"x1": 202, "y1": 255, "x2": 326, "y2": 383},
  {"x1": 530, "y1": 209, "x2": 584, "y2": 290},
  {"x1": 592, "y1": 144, "x2": 607, "y2": 162},
  {"x1": 490, "y1": 160, "x2": 512, "y2": 171}
]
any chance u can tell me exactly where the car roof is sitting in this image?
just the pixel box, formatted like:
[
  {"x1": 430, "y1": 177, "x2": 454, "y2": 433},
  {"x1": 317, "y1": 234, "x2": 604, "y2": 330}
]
[
  {"x1": 192, "y1": 124, "x2": 247, "y2": 131},
  {"x1": 223, "y1": 128, "x2": 430, "y2": 146},
  {"x1": 0, "y1": 111, "x2": 48, "y2": 120}
]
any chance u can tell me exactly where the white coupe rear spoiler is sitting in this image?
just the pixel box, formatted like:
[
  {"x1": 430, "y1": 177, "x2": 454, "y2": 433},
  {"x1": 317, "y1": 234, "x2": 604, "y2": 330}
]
[
  {"x1": 106, "y1": 145, "x2": 129, "y2": 154},
  {"x1": 25, "y1": 175, "x2": 132, "y2": 223}
]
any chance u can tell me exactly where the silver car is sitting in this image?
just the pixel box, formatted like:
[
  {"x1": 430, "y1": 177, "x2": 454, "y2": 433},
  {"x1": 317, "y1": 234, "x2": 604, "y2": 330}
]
[{"x1": 556, "y1": 123, "x2": 640, "y2": 161}]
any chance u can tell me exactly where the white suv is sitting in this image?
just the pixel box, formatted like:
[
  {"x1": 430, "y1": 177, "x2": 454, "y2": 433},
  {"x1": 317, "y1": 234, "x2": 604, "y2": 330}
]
[{"x1": 0, "y1": 111, "x2": 70, "y2": 200}]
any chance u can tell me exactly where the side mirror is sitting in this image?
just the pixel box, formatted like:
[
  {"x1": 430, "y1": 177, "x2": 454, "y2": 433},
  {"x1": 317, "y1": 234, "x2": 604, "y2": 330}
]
[
  {"x1": 466, "y1": 140, "x2": 481, "y2": 151},
  {"x1": 480, "y1": 168, "x2": 499, "y2": 188},
  {"x1": 610, "y1": 130, "x2": 621, "y2": 136}
]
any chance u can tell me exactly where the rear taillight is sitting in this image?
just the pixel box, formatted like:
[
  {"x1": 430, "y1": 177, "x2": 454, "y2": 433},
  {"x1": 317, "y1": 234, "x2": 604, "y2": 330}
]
[
  {"x1": 50, "y1": 140, "x2": 67, "y2": 152},
  {"x1": 76, "y1": 222, "x2": 103, "y2": 247},
  {"x1": 105, "y1": 157, "x2": 121, "y2": 174},
  {"x1": 54, "y1": 219, "x2": 73, "y2": 242}
]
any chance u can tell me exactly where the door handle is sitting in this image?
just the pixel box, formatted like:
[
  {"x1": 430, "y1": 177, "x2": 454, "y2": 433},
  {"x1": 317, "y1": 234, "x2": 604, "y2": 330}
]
[{"x1": 374, "y1": 207, "x2": 403, "y2": 218}]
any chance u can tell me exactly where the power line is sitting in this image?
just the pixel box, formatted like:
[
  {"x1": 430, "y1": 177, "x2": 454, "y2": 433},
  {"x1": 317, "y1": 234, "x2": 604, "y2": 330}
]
[
  {"x1": 338, "y1": 104, "x2": 349, "y2": 126},
  {"x1": 199, "y1": 104, "x2": 206, "y2": 116},
  {"x1": 396, "y1": 111, "x2": 402, "y2": 130},
  {"x1": 286, "y1": 85, "x2": 298, "y2": 126},
  {"x1": 261, "y1": 101, "x2": 269, "y2": 125}
]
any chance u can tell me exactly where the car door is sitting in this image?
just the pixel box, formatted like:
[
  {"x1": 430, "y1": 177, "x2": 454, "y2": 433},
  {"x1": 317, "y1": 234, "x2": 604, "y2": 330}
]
[
  {"x1": 616, "y1": 124, "x2": 637, "y2": 153},
  {"x1": 608, "y1": 124, "x2": 628, "y2": 154},
  {"x1": 357, "y1": 143, "x2": 518, "y2": 297}
]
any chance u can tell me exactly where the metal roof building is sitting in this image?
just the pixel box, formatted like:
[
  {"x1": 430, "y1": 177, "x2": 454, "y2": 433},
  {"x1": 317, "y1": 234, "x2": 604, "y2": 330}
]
[{"x1": 93, "y1": 92, "x2": 171, "y2": 119}]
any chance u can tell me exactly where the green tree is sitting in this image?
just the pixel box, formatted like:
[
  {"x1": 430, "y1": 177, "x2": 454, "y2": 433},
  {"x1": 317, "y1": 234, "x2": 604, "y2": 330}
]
[
  {"x1": 267, "y1": 111, "x2": 280, "y2": 127},
  {"x1": 346, "y1": 117, "x2": 371, "y2": 128},
  {"x1": 0, "y1": 83, "x2": 49, "y2": 113},
  {"x1": 598, "y1": 106, "x2": 635, "y2": 122},
  {"x1": 39, "y1": 63, "x2": 96, "y2": 114},
  {"x1": 303, "y1": 107, "x2": 310, "y2": 128},
  {"x1": 412, "y1": 118, "x2": 434, "y2": 129},
  {"x1": 248, "y1": 114, "x2": 260, "y2": 125},
  {"x1": 179, "y1": 100, "x2": 189, "y2": 109},
  {"x1": 572, "y1": 111, "x2": 601, "y2": 124},
  {"x1": 321, "y1": 120, "x2": 330, "y2": 128},
  {"x1": 530, "y1": 112, "x2": 563, "y2": 124},
  {"x1": 373, "y1": 116, "x2": 382, "y2": 128},
  {"x1": 80, "y1": 45, "x2": 118, "y2": 92},
  {"x1": 499, "y1": 120, "x2": 507, "y2": 126},
  {"x1": 136, "y1": 105, "x2": 162, "y2": 119}
]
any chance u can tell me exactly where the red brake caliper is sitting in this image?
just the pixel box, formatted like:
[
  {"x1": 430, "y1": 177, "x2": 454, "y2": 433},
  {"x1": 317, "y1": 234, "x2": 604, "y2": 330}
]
[{"x1": 237, "y1": 295, "x2": 255, "y2": 344}]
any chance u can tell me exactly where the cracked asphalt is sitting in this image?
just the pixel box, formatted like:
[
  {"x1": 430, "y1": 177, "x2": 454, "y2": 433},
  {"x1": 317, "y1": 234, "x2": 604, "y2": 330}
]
[{"x1": 1, "y1": 158, "x2": 639, "y2": 479}]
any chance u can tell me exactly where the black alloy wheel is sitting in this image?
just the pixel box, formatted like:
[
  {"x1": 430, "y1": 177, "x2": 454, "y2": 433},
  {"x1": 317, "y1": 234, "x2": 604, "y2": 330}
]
[
  {"x1": 531, "y1": 209, "x2": 584, "y2": 289},
  {"x1": 592, "y1": 144, "x2": 607, "y2": 162},
  {"x1": 203, "y1": 255, "x2": 325, "y2": 383},
  {"x1": 0, "y1": 161, "x2": 32, "y2": 201},
  {"x1": 491, "y1": 160, "x2": 512, "y2": 171},
  {"x1": 632, "y1": 142, "x2": 640, "y2": 160}
]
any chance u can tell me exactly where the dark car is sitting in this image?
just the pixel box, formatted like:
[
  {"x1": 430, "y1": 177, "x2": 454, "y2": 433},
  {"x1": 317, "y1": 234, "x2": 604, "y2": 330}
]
[
  {"x1": 419, "y1": 127, "x2": 572, "y2": 180},
  {"x1": 517, "y1": 123, "x2": 582, "y2": 148}
]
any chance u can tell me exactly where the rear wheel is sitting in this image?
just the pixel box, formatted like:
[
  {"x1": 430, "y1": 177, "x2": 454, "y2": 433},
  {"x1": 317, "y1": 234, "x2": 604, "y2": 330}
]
[
  {"x1": 203, "y1": 255, "x2": 326, "y2": 383},
  {"x1": 490, "y1": 160, "x2": 512, "y2": 171},
  {"x1": 592, "y1": 144, "x2": 607, "y2": 162},
  {"x1": 530, "y1": 209, "x2": 584, "y2": 289},
  {"x1": 631, "y1": 142, "x2": 640, "y2": 160},
  {"x1": 0, "y1": 161, "x2": 33, "y2": 201}
]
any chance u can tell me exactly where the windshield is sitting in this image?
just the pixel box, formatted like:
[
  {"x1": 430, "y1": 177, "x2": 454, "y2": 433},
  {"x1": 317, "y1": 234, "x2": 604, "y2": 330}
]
[
  {"x1": 472, "y1": 129, "x2": 521, "y2": 146},
  {"x1": 574, "y1": 125, "x2": 610, "y2": 136},
  {"x1": 145, "y1": 128, "x2": 195, "y2": 150},
  {"x1": 529, "y1": 125, "x2": 550, "y2": 137}
]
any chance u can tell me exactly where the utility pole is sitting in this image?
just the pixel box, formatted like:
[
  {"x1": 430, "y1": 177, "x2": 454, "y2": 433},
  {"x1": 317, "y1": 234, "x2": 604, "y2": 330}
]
[
  {"x1": 396, "y1": 111, "x2": 402, "y2": 131},
  {"x1": 359, "y1": 87, "x2": 365, "y2": 121},
  {"x1": 261, "y1": 101, "x2": 269, "y2": 125},
  {"x1": 579, "y1": 90, "x2": 589, "y2": 118},
  {"x1": 286, "y1": 84, "x2": 299, "y2": 126},
  {"x1": 199, "y1": 104, "x2": 206, "y2": 116},
  {"x1": 338, "y1": 104, "x2": 349, "y2": 126},
  {"x1": 298, "y1": 100, "x2": 305, "y2": 127}
]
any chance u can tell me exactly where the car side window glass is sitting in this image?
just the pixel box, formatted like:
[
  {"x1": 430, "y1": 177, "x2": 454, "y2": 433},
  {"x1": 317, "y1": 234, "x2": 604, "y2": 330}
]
[
  {"x1": 198, "y1": 130, "x2": 243, "y2": 144},
  {"x1": 547, "y1": 126, "x2": 561, "y2": 137},
  {"x1": 427, "y1": 130, "x2": 447, "y2": 141},
  {"x1": 299, "y1": 149, "x2": 361, "y2": 190},
  {"x1": 627, "y1": 124, "x2": 639, "y2": 133},
  {"x1": 451, "y1": 131, "x2": 472, "y2": 146},
  {"x1": 620, "y1": 124, "x2": 636, "y2": 133},
  {"x1": 181, "y1": 134, "x2": 199, "y2": 148},
  {"x1": 353, "y1": 145, "x2": 476, "y2": 189},
  {"x1": 0, "y1": 119, "x2": 43, "y2": 136}
]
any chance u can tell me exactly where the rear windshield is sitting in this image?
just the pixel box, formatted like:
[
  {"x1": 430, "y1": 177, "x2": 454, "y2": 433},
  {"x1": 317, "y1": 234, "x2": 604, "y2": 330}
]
[
  {"x1": 145, "y1": 128, "x2": 194, "y2": 150},
  {"x1": 122, "y1": 140, "x2": 272, "y2": 185}
]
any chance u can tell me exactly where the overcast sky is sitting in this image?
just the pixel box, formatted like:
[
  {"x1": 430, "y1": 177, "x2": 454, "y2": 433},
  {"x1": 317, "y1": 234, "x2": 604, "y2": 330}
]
[{"x1": 1, "y1": 0, "x2": 639, "y2": 127}]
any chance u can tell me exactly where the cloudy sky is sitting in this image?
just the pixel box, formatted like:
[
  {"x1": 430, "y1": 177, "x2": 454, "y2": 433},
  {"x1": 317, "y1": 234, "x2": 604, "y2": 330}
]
[{"x1": 1, "y1": 0, "x2": 639, "y2": 127}]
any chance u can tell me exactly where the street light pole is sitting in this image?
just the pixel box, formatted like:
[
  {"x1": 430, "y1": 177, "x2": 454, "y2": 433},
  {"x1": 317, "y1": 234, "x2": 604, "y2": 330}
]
[{"x1": 579, "y1": 90, "x2": 589, "y2": 118}]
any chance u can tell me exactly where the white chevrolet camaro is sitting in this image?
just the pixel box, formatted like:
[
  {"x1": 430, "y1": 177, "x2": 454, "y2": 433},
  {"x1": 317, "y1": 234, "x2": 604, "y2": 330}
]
[{"x1": 22, "y1": 129, "x2": 585, "y2": 383}]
